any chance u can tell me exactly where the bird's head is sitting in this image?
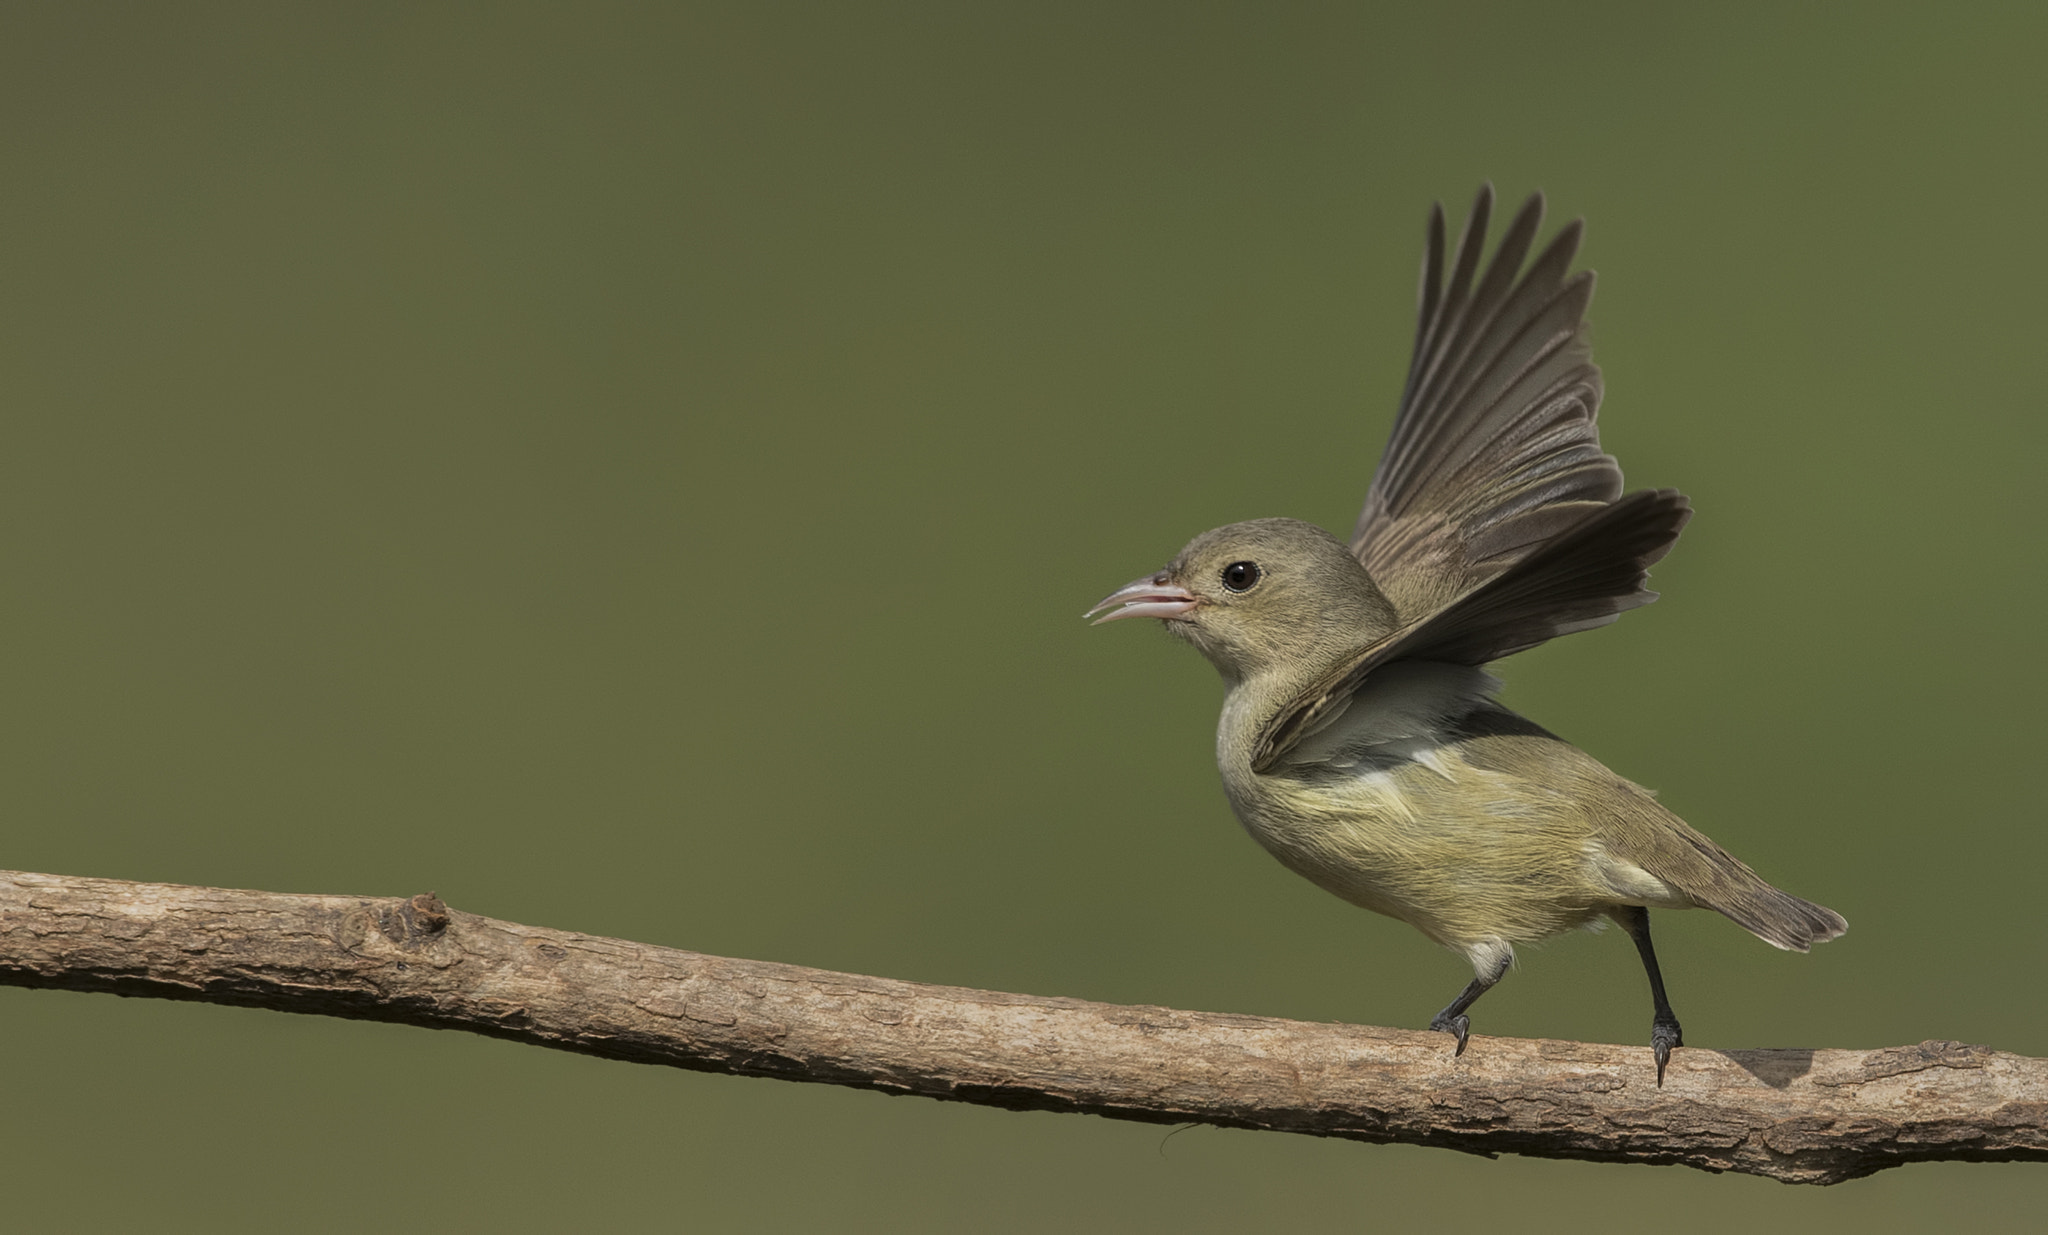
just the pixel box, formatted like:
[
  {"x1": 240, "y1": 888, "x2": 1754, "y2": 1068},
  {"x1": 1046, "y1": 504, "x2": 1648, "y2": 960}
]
[{"x1": 1086, "y1": 518, "x2": 1398, "y2": 684}]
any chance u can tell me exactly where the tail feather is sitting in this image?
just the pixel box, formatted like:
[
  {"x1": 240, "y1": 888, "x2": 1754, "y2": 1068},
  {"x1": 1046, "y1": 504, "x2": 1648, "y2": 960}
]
[
  {"x1": 1595, "y1": 781, "x2": 1847, "y2": 951},
  {"x1": 1707, "y1": 882, "x2": 1848, "y2": 953}
]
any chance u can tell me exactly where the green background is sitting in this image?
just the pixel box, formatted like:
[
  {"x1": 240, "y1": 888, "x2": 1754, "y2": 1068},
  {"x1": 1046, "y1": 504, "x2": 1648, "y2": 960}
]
[{"x1": 3, "y1": 2, "x2": 2043, "y2": 1228}]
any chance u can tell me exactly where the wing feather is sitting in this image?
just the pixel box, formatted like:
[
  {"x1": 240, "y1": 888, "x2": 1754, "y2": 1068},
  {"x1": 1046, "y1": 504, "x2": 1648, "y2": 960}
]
[
  {"x1": 1352, "y1": 187, "x2": 1649, "y2": 619},
  {"x1": 1256, "y1": 489, "x2": 1691, "y2": 772}
]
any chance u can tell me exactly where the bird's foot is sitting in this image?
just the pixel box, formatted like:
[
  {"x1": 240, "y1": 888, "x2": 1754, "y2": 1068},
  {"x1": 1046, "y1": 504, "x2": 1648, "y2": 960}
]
[
  {"x1": 1430, "y1": 1011, "x2": 1472, "y2": 1056},
  {"x1": 1651, "y1": 1016, "x2": 1684, "y2": 1087}
]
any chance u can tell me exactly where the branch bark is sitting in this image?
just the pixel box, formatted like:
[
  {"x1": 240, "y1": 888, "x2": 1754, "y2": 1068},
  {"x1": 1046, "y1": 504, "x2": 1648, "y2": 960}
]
[{"x1": 3, "y1": 870, "x2": 2041, "y2": 1185}]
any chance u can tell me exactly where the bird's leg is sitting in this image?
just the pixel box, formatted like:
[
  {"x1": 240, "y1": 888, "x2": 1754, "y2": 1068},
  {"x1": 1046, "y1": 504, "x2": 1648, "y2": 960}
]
[
  {"x1": 1615, "y1": 905, "x2": 1684, "y2": 1086},
  {"x1": 1428, "y1": 946, "x2": 1511, "y2": 1056}
]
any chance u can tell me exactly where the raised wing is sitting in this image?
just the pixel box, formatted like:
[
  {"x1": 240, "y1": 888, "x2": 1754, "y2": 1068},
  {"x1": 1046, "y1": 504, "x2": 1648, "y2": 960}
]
[
  {"x1": 1255, "y1": 488, "x2": 1691, "y2": 773},
  {"x1": 1352, "y1": 186, "x2": 1645, "y2": 619}
]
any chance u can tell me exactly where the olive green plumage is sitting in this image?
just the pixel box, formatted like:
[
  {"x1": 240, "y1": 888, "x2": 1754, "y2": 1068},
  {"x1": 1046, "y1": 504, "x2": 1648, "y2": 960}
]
[{"x1": 1089, "y1": 187, "x2": 1843, "y2": 1081}]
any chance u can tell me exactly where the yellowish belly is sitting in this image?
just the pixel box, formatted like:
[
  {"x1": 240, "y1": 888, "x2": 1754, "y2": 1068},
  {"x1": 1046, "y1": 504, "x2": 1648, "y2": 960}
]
[{"x1": 1225, "y1": 753, "x2": 1630, "y2": 949}]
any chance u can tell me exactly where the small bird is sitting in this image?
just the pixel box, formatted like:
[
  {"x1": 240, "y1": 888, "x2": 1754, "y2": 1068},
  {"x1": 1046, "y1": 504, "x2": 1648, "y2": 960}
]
[{"x1": 1086, "y1": 186, "x2": 1844, "y2": 1084}]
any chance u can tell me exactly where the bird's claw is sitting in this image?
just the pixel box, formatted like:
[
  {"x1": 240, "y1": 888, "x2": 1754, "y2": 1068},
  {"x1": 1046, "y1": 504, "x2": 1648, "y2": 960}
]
[
  {"x1": 1651, "y1": 1017, "x2": 1683, "y2": 1087},
  {"x1": 1430, "y1": 1012, "x2": 1472, "y2": 1056}
]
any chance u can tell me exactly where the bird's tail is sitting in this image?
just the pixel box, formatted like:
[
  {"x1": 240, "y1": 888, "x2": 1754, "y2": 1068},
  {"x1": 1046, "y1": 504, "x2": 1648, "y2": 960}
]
[
  {"x1": 1598, "y1": 784, "x2": 1848, "y2": 951},
  {"x1": 1702, "y1": 878, "x2": 1847, "y2": 953}
]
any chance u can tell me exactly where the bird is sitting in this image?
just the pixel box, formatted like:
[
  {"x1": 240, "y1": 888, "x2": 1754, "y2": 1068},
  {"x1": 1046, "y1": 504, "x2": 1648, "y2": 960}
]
[{"x1": 1085, "y1": 185, "x2": 1844, "y2": 1085}]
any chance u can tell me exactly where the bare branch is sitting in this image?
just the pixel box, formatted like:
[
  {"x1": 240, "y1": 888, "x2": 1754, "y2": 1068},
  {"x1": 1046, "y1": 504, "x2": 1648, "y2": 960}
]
[{"x1": 3, "y1": 870, "x2": 2041, "y2": 1184}]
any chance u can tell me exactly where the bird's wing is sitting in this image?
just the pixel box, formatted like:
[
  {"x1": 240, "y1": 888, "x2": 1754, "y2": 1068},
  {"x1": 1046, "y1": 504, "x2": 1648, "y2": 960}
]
[
  {"x1": 1351, "y1": 185, "x2": 1667, "y2": 620},
  {"x1": 1255, "y1": 489, "x2": 1691, "y2": 772}
]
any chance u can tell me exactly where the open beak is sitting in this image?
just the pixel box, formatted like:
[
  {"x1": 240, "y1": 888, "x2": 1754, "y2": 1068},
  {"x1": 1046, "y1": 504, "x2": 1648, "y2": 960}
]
[{"x1": 1084, "y1": 571, "x2": 1199, "y2": 624}]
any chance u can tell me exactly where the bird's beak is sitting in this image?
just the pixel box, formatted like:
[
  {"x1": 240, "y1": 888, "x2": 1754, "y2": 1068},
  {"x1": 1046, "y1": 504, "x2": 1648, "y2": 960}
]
[{"x1": 1084, "y1": 572, "x2": 1199, "y2": 624}]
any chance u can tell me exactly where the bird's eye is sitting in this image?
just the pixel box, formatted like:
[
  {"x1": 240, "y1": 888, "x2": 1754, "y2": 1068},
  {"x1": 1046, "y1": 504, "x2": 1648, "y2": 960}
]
[{"x1": 1221, "y1": 561, "x2": 1261, "y2": 593}]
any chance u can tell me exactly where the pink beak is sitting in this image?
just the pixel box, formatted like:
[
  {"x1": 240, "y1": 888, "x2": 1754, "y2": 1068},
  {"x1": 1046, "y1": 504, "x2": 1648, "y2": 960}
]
[{"x1": 1084, "y1": 571, "x2": 1199, "y2": 624}]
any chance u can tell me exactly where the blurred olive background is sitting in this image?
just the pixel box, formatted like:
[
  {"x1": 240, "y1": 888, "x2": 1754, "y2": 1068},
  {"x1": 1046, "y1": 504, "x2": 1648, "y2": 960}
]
[{"x1": 2, "y1": 2, "x2": 2043, "y2": 1229}]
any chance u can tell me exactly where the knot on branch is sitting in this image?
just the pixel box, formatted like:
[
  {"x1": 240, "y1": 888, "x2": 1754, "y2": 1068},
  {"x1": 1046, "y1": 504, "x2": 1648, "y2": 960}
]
[
  {"x1": 401, "y1": 892, "x2": 452, "y2": 937},
  {"x1": 328, "y1": 892, "x2": 461, "y2": 970}
]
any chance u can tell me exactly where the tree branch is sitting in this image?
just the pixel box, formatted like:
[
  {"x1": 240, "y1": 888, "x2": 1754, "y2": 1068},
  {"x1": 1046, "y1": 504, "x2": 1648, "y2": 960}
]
[{"x1": 3, "y1": 870, "x2": 2041, "y2": 1184}]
